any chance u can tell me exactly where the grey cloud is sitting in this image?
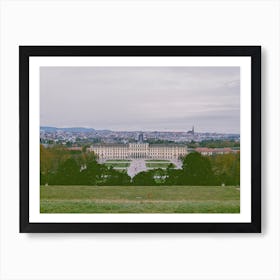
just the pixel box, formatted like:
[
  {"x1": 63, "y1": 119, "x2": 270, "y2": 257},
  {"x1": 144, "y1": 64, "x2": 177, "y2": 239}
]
[{"x1": 40, "y1": 66, "x2": 240, "y2": 133}]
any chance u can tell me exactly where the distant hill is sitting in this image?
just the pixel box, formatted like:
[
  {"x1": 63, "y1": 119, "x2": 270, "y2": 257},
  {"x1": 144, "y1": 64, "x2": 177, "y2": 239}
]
[{"x1": 40, "y1": 126, "x2": 96, "y2": 133}]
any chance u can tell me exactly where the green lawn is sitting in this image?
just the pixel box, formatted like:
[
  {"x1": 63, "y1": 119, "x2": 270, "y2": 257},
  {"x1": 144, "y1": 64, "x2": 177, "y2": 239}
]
[
  {"x1": 146, "y1": 162, "x2": 175, "y2": 169},
  {"x1": 40, "y1": 185, "x2": 240, "y2": 213},
  {"x1": 104, "y1": 162, "x2": 130, "y2": 168}
]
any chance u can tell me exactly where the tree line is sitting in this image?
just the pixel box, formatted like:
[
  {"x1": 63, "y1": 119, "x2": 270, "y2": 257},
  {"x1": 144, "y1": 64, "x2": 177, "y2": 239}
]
[
  {"x1": 187, "y1": 139, "x2": 240, "y2": 148},
  {"x1": 40, "y1": 145, "x2": 240, "y2": 186}
]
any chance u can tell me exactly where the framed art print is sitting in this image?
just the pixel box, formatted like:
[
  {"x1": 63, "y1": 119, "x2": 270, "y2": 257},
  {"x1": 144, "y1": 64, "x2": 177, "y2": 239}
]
[{"x1": 19, "y1": 46, "x2": 261, "y2": 233}]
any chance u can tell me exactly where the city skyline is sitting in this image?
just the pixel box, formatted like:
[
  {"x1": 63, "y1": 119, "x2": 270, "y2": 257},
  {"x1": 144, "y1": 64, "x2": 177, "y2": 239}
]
[
  {"x1": 40, "y1": 66, "x2": 240, "y2": 133},
  {"x1": 40, "y1": 125, "x2": 239, "y2": 135}
]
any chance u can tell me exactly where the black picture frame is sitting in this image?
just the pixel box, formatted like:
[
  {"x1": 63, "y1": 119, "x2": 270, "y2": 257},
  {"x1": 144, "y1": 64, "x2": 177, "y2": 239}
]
[{"x1": 20, "y1": 46, "x2": 261, "y2": 233}]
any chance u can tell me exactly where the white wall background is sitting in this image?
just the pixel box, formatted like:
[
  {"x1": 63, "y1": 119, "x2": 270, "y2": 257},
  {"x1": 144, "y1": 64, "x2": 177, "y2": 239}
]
[{"x1": 0, "y1": 0, "x2": 279, "y2": 279}]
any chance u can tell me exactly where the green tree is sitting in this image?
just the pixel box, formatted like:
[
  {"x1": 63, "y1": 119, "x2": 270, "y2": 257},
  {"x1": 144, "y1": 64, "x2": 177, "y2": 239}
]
[
  {"x1": 103, "y1": 168, "x2": 131, "y2": 186},
  {"x1": 165, "y1": 169, "x2": 183, "y2": 185},
  {"x1": 52, "y1": 158, "x2": 80, "y2": 185},
  {"x1": 181, "y1": 152, "x2": 216, "y2": 185},
  {"x1": 80, "y1": 161, "x2": 103, "y2": 185},
  {"x1": 40, "y1": 145, "x2": 53, "y2": 185},
  {"x1": 132, "y1": 170, "x2": 156, "y2": 186},
  {"x1": 210, "y1": 153, "x2": 240, "y2": 185}
]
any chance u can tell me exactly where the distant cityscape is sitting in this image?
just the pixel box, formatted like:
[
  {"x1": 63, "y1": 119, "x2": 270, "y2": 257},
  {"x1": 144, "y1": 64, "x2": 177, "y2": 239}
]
[{"x1": 40, "y1": 126, "x2": 240, "y2": 146}]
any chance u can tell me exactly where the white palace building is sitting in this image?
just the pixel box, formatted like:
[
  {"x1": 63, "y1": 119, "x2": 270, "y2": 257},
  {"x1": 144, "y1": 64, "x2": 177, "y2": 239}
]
[{"x1": 88, "y1": 134, "x2": 187, "y2": 160}]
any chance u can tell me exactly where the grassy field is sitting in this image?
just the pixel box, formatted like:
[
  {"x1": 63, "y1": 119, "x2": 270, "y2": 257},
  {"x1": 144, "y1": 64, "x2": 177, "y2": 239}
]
[
  {"x1": 104, "y1": 162, "x2": 130, "y2": 168},
  {"x1": 146, "y1": 162, "x2": 175, "y2": 169},
  {"x1": 40, "y1": 185, "x2": 240, "y2": 213}
]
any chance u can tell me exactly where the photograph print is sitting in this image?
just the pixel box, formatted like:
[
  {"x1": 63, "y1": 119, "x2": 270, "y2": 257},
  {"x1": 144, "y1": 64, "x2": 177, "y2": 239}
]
[
  {"x1": 20, "y1": 46, "x2": 261, "y2": 232},
  {"x1": 40, "y1": 66, "x2": 240, "y2": 214}
]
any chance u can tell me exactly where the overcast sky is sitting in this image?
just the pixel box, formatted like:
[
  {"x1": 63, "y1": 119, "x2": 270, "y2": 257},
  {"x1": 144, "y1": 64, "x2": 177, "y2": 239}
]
[{"x1": 40, "y1": 66, "x2": 240, "y2": 133}]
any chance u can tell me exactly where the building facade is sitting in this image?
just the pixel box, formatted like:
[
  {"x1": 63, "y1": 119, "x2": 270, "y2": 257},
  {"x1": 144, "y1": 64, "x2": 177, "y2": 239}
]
[{"x1": 89, "y1": 142, "x2": 187, "y2": 160}]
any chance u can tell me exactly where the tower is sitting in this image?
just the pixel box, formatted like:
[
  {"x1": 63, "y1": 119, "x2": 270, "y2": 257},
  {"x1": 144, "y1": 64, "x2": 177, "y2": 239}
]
[
  {"x1": 138, "y1": 133, "x2": 144, "y2": 143},
  {"x1": 187, "y1": 126, "x2": 195, "y2": 135}
]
